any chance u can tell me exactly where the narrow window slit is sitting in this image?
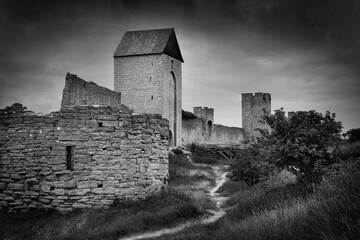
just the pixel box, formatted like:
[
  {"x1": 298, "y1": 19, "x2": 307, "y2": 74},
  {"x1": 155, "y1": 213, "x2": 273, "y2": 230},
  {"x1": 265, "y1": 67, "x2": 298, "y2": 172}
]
[
  {"x1": 98, "y1": 122, "x2": 103, "y2": 127},
  {"x1": 98, "y1": 183, "x2": 103, "y2": 188},
  {"x1": 66, "y1": 146, "x2": 73, "y2": 171}
]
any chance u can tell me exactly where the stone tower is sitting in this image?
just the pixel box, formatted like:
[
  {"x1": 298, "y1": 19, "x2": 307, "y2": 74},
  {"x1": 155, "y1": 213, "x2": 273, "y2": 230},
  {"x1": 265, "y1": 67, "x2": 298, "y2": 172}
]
[
  {"x1": 242, "y1": 93, "x2": 271, "y2": 140},
  {"x1": 113, "y1": 28, "x2": 183, "y2": 147},
  {"x1": 193, "y1": 107, "x2": 214, "y2": 135}
]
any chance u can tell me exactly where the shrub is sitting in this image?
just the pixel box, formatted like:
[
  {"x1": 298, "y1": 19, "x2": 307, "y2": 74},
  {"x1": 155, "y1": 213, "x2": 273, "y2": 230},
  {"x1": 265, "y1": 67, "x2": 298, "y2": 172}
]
[{"x1": 230, "y1": 109, "x2": 343, "y2": 184}]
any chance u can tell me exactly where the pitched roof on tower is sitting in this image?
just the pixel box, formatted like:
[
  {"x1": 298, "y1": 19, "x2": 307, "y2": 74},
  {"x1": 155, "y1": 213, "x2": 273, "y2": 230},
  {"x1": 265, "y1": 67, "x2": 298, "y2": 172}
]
[{"x1": 113, "y1": 28, "x2": 184, "y2": 62}]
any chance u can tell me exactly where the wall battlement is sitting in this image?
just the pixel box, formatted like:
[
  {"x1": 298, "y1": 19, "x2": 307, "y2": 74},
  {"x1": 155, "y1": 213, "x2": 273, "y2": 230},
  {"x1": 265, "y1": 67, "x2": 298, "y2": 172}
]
[{"x1": 242, "y1": 92, "x2": 271, "y2": 140}]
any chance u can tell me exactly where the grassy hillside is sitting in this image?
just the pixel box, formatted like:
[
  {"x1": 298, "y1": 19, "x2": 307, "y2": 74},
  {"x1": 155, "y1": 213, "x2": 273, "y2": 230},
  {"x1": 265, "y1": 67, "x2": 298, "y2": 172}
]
[{"x1": 156, "y1": 158, "x2": 360, "y2": 240}]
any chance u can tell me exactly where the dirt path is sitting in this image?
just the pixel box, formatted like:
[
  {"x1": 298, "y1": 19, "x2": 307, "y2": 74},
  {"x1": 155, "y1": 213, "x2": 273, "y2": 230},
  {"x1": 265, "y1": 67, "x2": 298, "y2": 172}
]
[{"x1": 118, "y1": 164, "x2": 229, "y2": 240}]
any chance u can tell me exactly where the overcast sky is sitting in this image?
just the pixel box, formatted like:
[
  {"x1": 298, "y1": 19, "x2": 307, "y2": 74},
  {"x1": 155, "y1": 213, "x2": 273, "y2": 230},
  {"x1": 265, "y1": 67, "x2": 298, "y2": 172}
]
[{"x1": 1, "y1": 0, "x2": 359, "y2": 131}]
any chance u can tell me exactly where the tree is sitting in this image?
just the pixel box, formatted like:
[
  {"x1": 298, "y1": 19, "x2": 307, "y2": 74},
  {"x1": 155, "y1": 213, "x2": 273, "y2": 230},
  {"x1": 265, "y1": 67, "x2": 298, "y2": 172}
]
[
  {"x1": 264, "y1": 109, "x2": 343, "y2": 183},
  {"x1": 230, "y1": 143, "x2": 274, "y2": 186},
  {"x1": 345, "y1": 128, "x2": 360, "y2": 143},
  {"x1": 230, "y1": 109, "x2": 343, "y2": 184}
]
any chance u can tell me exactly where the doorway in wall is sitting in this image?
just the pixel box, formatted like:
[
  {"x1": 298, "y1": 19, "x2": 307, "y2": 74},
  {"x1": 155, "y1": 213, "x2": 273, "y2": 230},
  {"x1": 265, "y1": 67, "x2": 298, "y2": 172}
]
[
  {"x1": 171, "y1": 71, "x2": 177, "y2": 146},
  {"x1": 207, "y1": 120, "x2": 213, "y2": 137},
  {"x1": 169, "y1": 130, "x2": 173, "y2": 147}
]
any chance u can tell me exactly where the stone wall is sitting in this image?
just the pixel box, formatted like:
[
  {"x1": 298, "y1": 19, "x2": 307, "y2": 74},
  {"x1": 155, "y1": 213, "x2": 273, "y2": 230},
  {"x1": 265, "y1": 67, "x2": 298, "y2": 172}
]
[
  {"x1": 61, "y1": 73, "x2": 122, "y2": 109},
  {"x1": 0, "y1": 104, "x2": 169, "y2": 213},
  {"x1": 242, "y1": 93, "x2": 271, "y2": 140},
  {"x1": 114, "y1": 54, "x2": 182, "y2": 146},
  {"x1": 182, "y1": 118, "x2": 244, "y2": 146}
]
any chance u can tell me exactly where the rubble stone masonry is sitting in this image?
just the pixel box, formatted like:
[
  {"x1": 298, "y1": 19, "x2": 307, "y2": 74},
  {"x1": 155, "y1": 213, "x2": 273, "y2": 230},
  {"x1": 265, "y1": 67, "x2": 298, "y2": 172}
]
[
  {"x1": 0, "y1": 103, "x2": 169, "y2": 213},
  {"x1": 61, "y1": 73, "x2": 122, "y2": 109}
]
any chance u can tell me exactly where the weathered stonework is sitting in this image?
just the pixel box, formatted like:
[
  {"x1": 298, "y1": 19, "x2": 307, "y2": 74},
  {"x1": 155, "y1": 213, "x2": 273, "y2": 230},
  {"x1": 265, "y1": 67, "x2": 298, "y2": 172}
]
[
  {"x1": 0, "y1": 103, "x2": 169, "y2": 213},
  {"x1": 242, "y1": 93, "x2": 271, "y2": 140},
  {"x1": 61, "y1": 73, "x2": 122, "y2": 109},
  {"x1": 114, "y1": 54, "x2": 182, "y2": 147}
]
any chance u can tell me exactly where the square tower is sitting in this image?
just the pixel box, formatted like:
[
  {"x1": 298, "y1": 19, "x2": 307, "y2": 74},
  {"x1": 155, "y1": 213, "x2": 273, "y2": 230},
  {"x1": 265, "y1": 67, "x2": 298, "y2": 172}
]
[
  {"x1": 113, "y1": 28, "x2": 183, "y2": 146},
  {"x1": 242, "y1": 92, "x2": 271, "y2": 140},
  {"x1": 193, "y1": 107, "x2": 214, "y2": 135}
]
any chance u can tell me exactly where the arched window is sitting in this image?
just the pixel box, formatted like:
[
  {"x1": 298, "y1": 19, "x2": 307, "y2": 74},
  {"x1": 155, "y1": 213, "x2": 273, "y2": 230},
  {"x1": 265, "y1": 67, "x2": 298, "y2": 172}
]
[
  {"x1": 171, "y1": 71, "x2": 177, "y2": 146},
  {"x1": 207, "y1": 120, "x2": 213, "y2": 137},
  {"x1": 168, "y1": 130, "x2": 173, "y2": 147}
]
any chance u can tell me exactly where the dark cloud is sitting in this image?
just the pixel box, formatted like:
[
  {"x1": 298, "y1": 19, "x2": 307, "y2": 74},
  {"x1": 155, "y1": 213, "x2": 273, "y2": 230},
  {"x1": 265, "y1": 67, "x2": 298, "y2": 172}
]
[{"x1": 0, "y1": 0, "x2": 359, "y2": 130}]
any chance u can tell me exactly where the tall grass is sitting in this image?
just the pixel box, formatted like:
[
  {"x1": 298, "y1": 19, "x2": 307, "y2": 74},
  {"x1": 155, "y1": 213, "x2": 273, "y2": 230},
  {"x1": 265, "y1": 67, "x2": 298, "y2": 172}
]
[
  {"x1": 0, "y1": 189, "x2": 202, "y2": 240},
  {"x1": 157, "y1": 159, "x2": 360, "y2": 240}
]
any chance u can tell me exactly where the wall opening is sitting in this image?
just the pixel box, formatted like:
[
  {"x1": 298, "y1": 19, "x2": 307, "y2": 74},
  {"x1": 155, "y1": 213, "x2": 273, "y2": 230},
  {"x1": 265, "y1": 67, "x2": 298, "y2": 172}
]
[
  {"x1": 98, "y1": 122, "x2": 103, "y2": 127},
  {"x1": 207, "y1": 120, "x2": 213, "y2": 137},
  {"x1": 66, "y1": 146, "x2": 73, "y2": 171},
  {"x1": 171, "y1": 71, "x2": 177, "y2": 146},
  {"x1": 169, "y1": 130, "x2": 173, "y2": 147}
]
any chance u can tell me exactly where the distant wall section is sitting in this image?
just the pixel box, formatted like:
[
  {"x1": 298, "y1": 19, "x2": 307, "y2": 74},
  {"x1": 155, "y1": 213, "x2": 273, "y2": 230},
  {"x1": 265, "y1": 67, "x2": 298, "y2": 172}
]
[
  {"x1": 182, "y1": 108, "x2": 244, "y2": 146},
  {"x1": 61, "y1": 73, "x2": 121, "y2": 109},
  {"x1": 0, "y1": 104, "x2": 169, "y2": 213}
]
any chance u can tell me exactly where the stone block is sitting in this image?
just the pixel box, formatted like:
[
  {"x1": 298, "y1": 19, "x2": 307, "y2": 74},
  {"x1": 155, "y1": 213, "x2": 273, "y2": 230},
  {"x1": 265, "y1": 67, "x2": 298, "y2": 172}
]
[
  {"x1": 10, "y1": 174, "x2": 21, "y2": 180},
  {"x1": 67, "y1": 189, "x2": 90, "y2": 196},
  {"x1": 77, "y1": 181, "x2": 98, "y2": 189},
  {"x1": 53, "y1": 189, "x2": 65, "y2": 195},
  {"x1": 9, "y1": 199, "x2": 23, "y2": 206},
  {"x1": 40, "y1": 184, "x2": 51, "y2": 192},
  {"x1": 25, "y1": 191, "x2": 39, "y2": 197},
  {"x1": 72, "y1": 203, "x2": 91, "y2": 209},
  {"x1": 4, "y1": 196, "x2": 14, "y2": 201},
  {"x1": 57, "y1": 207, "x2": 72, "y2": 213},
  {"x1": 92, "y1": 187, "x2": 117, "y2": 195},
  {"x1": 39, "y1": 198, "x2": 51, "y2": 204},
  {"x1": 99, "y1": 199, "x2": 113, "y2": 205},
  {"x1": 8, "y1": 183, "x2": 23, "y2": 190},
  {"x1": 52, "y1": 165, "x2": 64, "y2": 171},
  {"x1": 86, "y1": 119, "x2": 98, "y2": 128},
  {"x1": 102, "y1": 120, "x2": 118, "y2": 127}
]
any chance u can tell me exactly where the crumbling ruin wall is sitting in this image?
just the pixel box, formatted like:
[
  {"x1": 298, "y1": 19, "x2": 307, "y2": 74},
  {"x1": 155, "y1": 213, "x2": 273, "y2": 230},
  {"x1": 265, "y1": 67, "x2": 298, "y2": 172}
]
[
  {"x1": 61, "y1": 73, "x2": 122, "y2": 109},
  {"x1": 0, "y1": 104, "x2": 169, "y2": 213},
  {"x1": 182, "y1": 118, "x2": 244, "y2": 146}
]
